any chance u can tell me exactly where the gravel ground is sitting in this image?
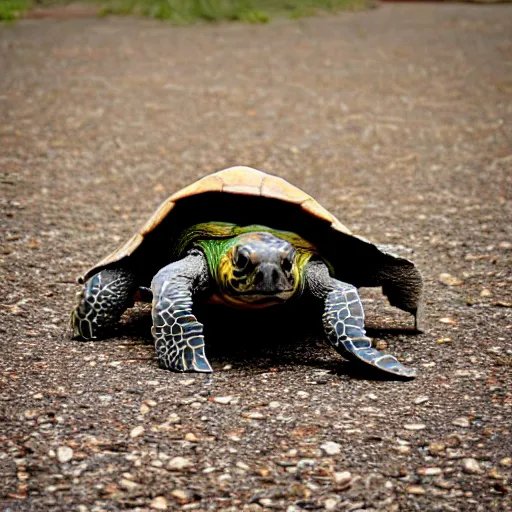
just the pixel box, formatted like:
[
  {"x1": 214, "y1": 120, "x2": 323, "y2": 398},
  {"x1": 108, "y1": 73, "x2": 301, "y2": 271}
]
[{"x1": 1, "y1": 4, "x2": 511, "y2": 511}]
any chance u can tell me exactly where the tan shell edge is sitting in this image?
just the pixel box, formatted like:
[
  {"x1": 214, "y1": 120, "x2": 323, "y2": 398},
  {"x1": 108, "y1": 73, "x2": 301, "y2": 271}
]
[{"x1": 81, "y1": 166, "x2": 351, "y2": 281}]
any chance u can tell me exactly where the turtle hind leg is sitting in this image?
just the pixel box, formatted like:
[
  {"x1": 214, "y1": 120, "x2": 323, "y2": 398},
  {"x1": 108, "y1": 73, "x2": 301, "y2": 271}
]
[{"x1": 71, "y1": 268, "x2": 137, "y2": 340}]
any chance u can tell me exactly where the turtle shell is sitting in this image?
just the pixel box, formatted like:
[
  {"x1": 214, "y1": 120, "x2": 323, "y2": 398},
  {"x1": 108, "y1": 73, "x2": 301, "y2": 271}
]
[{"x1": 81, "y1": 166, "x2": 423, "y2": 323}]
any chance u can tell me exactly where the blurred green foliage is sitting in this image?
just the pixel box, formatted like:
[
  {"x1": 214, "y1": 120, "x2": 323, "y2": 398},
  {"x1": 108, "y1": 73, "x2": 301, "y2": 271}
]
[
  {"x1": 97, "y1": 0, "x2": 367, "y2": 22},
  {"x1": 0, "y1": 0, "x2": 31, "y2": 20},
  {"x1": 0, "y1": 0, "x2": 367, "y2": 23}
]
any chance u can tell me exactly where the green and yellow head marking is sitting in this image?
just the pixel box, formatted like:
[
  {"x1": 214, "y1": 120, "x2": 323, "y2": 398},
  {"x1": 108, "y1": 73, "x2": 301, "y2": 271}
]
[{"x1": 181, "y1": 224, "x2": 318, "y2": 308}]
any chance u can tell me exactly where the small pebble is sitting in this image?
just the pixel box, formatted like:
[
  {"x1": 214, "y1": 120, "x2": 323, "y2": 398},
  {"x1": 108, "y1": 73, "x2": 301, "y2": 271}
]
[
  {"x1": 489, "y1": 469, "x2": 504, "y2": 480},
  {"x1": 462, "y1": 458, "x2": 482, "y2": 474},
  {"x1": 325, "y1": 498, "x2": 339, "y2": 511},
  {"x1": 439, "y1": 273, "x2": 463, "y2": 286},
  {"x1": 404, "y1": 423, "x2": 426, "y2": 431},
  {"x1": 333, "y1": 471, "x2": 352, "y2": 484},
  {"x1": 414, "y1": 396, "x2": 429, "y2": 405},
  {"x1": 420, "y1": 467, "x2": 442, "y2": 476},
  {"x1": 437, "y1": 337, "x2": 452, "y2": 344},
  {"x1": 435, "y1": 479, "x2": 454, "y2": 489},
  {"x1": 499, "y1": 457, "x2": 511, "y2": 467},
  {"x1": 185, "y1": 432, "x2": 198, "y2": 442},
  {"x1": 150, "y1": 496, "x2": 168, "y2": 510},
  {"x1": 297, "y1": 391, "x2": 310, "y2": 399},
  {"x1": 168, "y1": 457, "x2": 193, "y2": 470},
  {"x1": 171, "y1": 489, "x2": 190, "y2": 501},
  {"x1": 297, "y1": 459, "x2": 316, "y2": 469},
  {"x1": 407, "y1": 485, "x2": 425, "y2": 495},
  {"x1": 320, "y1": 441, "x2": 341, "y2": 455},
  {"x1": 167, "y1": 413, "x2": 181, "y2": 424},
  {"x1": 375, "y1": 340, "x2": 388, "y2": 350},
  {"x1": 213, "y1": 396, "x2": 233, "y2": 405},
  {"x1": 242, "y1": 411, "x2": 265, "y2": 420},
  {"x1": 439, "y1": 317, "x2": 456, "y2": 325},
  {"x1": 452, "y1": 417, "x2": 470, "y2": 428},
  {"x1": 130, "y1": 426, "x2": 145, "y2": 438},
  {"x1": 120, "y1": 478, "x2": 139, "y2": 490},
  {"x1": 56, "y1": 446, "x2": 73, "y2": 463},
  {"x1": 268, "y1": 401, "x2": 281, "y2": 408},
  {"x1": 480, "y1": 289, "x2": 492, "y2": 297}
]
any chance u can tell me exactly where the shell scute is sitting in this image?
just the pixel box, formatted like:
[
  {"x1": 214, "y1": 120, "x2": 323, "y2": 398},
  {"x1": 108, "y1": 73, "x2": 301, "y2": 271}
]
[
  {"x1": 170, "y1": 174, "x2": 223, "y2": 201},
  {"x1": 261, "y1": 175, "x2": 309, "y2": 204}
]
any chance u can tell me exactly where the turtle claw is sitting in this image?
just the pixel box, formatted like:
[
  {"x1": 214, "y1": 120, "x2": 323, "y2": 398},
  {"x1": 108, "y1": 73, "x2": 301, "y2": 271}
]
[
  {"x1": 347, "y1": 345, "x2": 416, "y2": 379},
  {"x1": 154, "y1": 332, "x2": 213, "y2": 373}
]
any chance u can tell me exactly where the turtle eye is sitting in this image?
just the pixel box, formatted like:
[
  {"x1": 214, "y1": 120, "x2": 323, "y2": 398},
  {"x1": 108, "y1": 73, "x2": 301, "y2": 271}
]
[{"x1": 235, "y1": 250, "x2": 249, "y2": 269}]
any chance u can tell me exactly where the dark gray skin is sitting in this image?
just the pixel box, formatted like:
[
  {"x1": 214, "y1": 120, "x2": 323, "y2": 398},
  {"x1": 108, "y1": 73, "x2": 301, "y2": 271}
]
[{"x1": 71, "y1": 233, "x2": 416, "y2": 379}]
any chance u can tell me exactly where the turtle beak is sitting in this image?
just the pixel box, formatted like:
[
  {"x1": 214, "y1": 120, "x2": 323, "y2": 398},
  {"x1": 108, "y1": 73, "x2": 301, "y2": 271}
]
[{"x1": 252, "y1": 263, "x2": 293, "y2": 294}]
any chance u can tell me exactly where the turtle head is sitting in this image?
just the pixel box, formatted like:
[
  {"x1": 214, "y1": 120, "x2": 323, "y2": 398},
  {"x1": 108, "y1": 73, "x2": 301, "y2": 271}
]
[{"x1": 219, "y1": 232, "x2": 298, "y2": 304}]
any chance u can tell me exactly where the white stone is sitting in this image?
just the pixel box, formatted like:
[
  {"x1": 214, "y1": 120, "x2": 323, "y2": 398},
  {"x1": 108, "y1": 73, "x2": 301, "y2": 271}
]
[
  {"x1": 463, "y1": 458, "x2": 482, "y2": 474},
  {"x1": 120, "y1": 478, "x2": 139, "y2": 490},
  {"x1": 57, "y1": 446, "x2": 73, "y2": 463},
  {"x1": 452, "y1": 417, "x2": 470, "y2": 428},
  {"x1": 168, "y1": 456, "x2": 193, "y2": 470},
  {"x1": 242, "y1": 411, "x2": 265, "y2": 419},
  {"x1": 320, "y1": 441, "x2": 341, "y2": 455},
  {"x1": 149, "y1": 496, "x2": 168, "y2": 510},
  {"x1": 333, "y1": 471, "x2": 352, "y2": 484},
  {"x1": 130, "y1": 426, "x2": 145, "y2": 438},
  {"x1": 325, "y1": 498, "x2": 339, "y2": 510},
  {"x1": 403, "y1": 423, "x2": 426, "y2": 431},
  {"x1": 213, "y1": 396, "x2": 233, "y2": 404}
]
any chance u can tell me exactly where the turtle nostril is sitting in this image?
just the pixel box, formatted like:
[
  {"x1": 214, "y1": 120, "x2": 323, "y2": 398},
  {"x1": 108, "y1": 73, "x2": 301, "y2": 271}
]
[
  {"x1": 271, "y1": 268, "x2": 280, "y2": 284},
  {"x1": 254, "y1": 270, "x2": 264, "y2": 285}
]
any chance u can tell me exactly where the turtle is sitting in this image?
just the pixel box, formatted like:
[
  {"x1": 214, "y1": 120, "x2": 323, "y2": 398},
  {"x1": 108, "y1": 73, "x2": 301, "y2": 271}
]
[{"x1": 70, "y1": 166, "x2": 423, "y2": 378}]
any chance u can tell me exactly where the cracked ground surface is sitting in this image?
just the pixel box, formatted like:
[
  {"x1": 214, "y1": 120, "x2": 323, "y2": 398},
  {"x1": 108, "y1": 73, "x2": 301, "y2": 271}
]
[{"x1": 1, "y1": 4, "x2": 511, "y2": 511}]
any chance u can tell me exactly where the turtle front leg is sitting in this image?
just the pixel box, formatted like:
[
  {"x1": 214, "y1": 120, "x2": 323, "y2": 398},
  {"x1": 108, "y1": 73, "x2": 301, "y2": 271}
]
[
  {"x1": 151, "y1": 251, "x2": 212, "y2": 373},
  {"x1": 305, "y1": 260, "x2": 416, "y2": 379},
  {"x1": 71, "y1": 268, "x2": 137, "y2": 340}
]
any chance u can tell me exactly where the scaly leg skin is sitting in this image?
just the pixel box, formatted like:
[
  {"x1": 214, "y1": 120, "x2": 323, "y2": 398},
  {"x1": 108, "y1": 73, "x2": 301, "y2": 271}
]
[
  {"x1": 151, "y1": 251, "x2": 211, "y2": 372},
  {"x1": 305, "y1": 260, "x2": 416, "y2": 379},
  {"x1": 70, "y1": 268, "x2": 137, "y2": 340}
]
